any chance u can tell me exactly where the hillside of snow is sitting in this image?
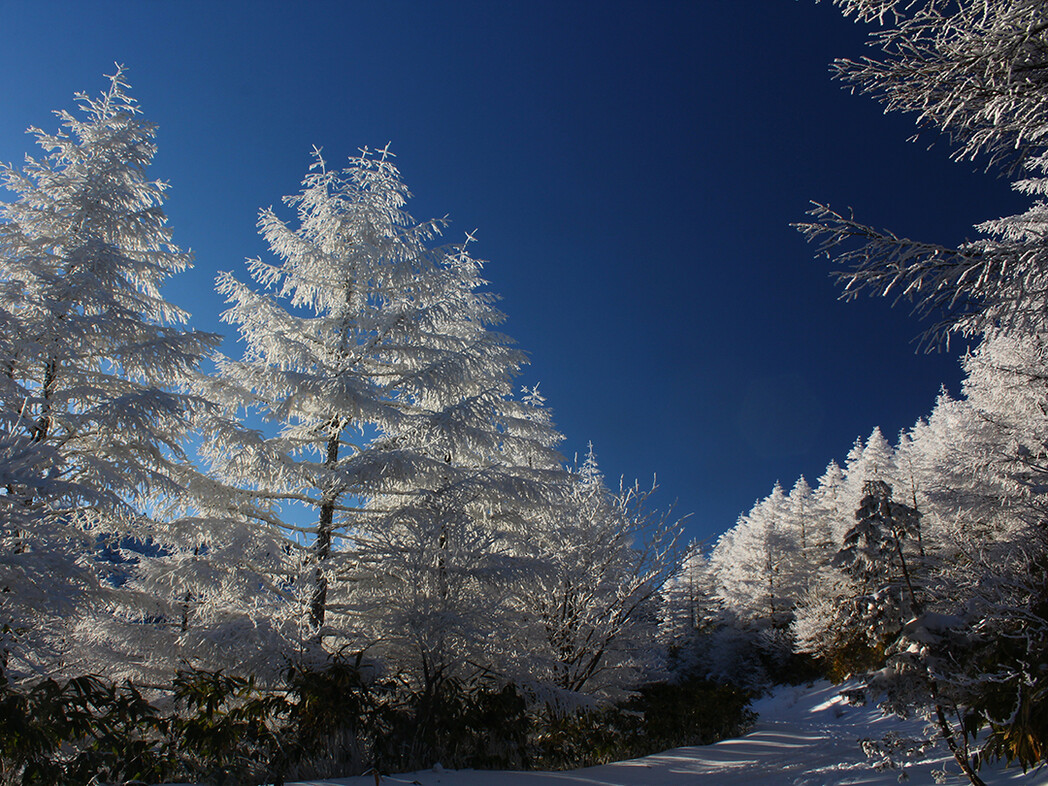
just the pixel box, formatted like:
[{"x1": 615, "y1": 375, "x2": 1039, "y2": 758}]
[{"x1": 270, "y1": 682, "x2": 1039, "y2": 786}]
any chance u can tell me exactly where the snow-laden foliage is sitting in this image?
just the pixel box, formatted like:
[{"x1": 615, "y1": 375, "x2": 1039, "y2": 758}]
[
  {"x1": 0, "y1": 69, "x2": 219, "y2": 680},
  {"x1": 821, "y1": 0, "x2": 1048, "y2": 168},
  {"x1": 799, "y1": 3, "x2": 1048, "y2": 345},
  {"x1": 712, "y1": 483, "x2": 802, "y2": 632},
  {"x1": 703, "y1": 349, "x2": 1048, "y2": 779},
  {"x1": 514, "y1": 448, "x2": 680, "y2": 705},
  {"x1": 662, "y1": 542, "x2": 720, "y2": 645},
  {"x1": 782, "y1": 2, "x2": 1048, "y2": 780},
  {"x1": 197, "y1": 144, "x2": 568, "y2": 690},
  {"x1": 0, "y1": 74, "x2": 700, "y2": 781}
]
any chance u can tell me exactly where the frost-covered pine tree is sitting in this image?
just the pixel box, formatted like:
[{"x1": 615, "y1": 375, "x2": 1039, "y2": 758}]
[
  {"x1": 712, "y1": 482, "x2": 803, "y2": 630},
  {"x1": 821, "y1": 0, "x2": 1048, "y2": 171},
  {"x1": 344, "y1": 255, "x2": 566, "y2": 714},
  {"x1": 842, "y1": 428, "x2": 896, "y2": 517},
  {"x1": 203, "y1": 146, "x2": 443, "y2": 650},
  {"x1": 812, "y1": 459, "x2": 847, "y2": 545},
  {"x1": 201, "y1": 147, "x2": 563, "y2": 670},
  {"x1": 661, "y1": 541, "x2": 726, "y2": 679},
  {"x1": 0, "y1": 69, "x2": 219, "y2": 679},
  {"x1": 705, "y1": 483, "x2": 816, "y2": 686},
  {"x1": 663, "y1": 541, "x2": 719, "y2": 642},
  {"x1": 793, "y1": 460, "x2": 855, "y2": 669},
  {"x1": 787, "y1": 475, "x2": 834, "y2": 595}
]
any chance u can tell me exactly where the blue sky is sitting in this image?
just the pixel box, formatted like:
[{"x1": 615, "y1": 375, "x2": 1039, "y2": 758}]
[{"x1": 0, "y1": 0, "x2": 1028, "y2": 545}]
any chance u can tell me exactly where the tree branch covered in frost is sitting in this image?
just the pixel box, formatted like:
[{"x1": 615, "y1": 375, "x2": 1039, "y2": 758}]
[
  {"x1": 820, "y1": 0, "x2": 1048, "y2": 169},
  {"x1": 798, "y1": 152, "x2": 1048, "y2": 346}
]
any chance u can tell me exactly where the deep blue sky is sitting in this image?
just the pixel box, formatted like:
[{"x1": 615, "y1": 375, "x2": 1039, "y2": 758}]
[{"x1": 0, "y1": 1, "x2": 1028, "y2": 545}]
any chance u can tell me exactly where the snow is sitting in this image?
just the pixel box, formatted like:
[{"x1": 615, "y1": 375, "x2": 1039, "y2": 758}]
[{"x1": 256, "y1": 682, "x2": 1040, "y2": 786}]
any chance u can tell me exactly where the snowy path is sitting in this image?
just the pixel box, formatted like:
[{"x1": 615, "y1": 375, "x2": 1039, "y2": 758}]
[{"x1": 238, "y1": 683, "x2": 1042, "y2": 785}]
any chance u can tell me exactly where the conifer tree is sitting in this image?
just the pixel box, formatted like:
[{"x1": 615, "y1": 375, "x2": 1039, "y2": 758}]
[
  {"x1": 836, "y1": 480, "x2": 921, "y2": 620},
  {"x1": 813, "y1": 459, "x2": 848, "y2": 545},
  {"x1": 823, "y1": 0, "x2": 1048, "y2": 170},
  {"x1": 0, "y1": 69, "x2": 219, "y2": 678},
  {"x1": 201, "y1": 147, "x2": 562, "y2": 663},
  {"x1": 842, "y1": 428, "x2": 896, "y2": 516},
  {"x1": 787, "y1": 475, "x2": 835, "y2": 595},
  {"x1": 663, "y1": 541, "x2": 719, "y2": 642},
  {"x1": 346, "y1": 266, "x2": 565, "y2": 708},
  {"x1": 712, "y1": 482, "x2": 804, "y2": 630}
]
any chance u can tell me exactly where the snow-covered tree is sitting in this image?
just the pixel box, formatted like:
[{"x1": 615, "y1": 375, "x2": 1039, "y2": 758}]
[
  {"x1": 794, "y1": 461, "x2": 855, "y2": 670},
  {"x1": 708, "y1": 479, "x2": 828, "y2": 687},
  {"x1": 663, "y1": 541, "x2": 719, "y2": 643},
  {"x1": 917, "y1": 334, "x2": 1048, "y2": 776},
  {"x1": 712, "y1": 482, "x2": 805, "y2": 631},
  {"x1": 802, "y1": 0, "x2": 1048, "y2": 345},
  {"x1": 516, "y1": 448, "x2": 680, "y2": 703},
  {"x1": 893, "y1": 424, "x2": 937, "y2": 557},
  {"x1": 346, "y1": 275, "x2": 565, "y2": 711},
  {"x1": 0, "y1": 69, "x2": 219, "y2": 679},
  {"x1": 787, "y1": 475, "x2": 834, "y2": 595},
  {"x1": 787, "y1": 476, "x2": 813, "y2": 554},
  {"x1": 822, "y1": 0, "x2": 1048, "y2": 170},
  {"x1": 837, "y1": 480, "x2": 922, "y2": 623},
  {"x1": 813, "y1": 459, "x2": 848, "y2": 545},
  {"x1": 842, "y1": 428, "x2": 896, "y2": 517},
  {"x1": 798, "y1": 1, "x2": 1048, "y2": 777},
  {"x1": 201, "y1": 146, "x2": 563, "y2": 677},
  {"x1": 201, "y1": 146, "x2": 439, "y2": 649}
]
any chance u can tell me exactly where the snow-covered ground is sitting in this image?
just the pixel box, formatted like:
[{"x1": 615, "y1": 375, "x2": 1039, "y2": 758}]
[{"x1": 274, "y1": 682, "x2": 1040, "y2": 786}]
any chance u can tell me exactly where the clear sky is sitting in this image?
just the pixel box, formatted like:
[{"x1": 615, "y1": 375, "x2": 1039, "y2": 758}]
[{"x1": 0, "y1": 0, "x2": 1028, "y2": 546}]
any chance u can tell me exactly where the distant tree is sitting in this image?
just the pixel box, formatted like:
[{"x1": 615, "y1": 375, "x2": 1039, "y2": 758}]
[
  {"x1": 813, "y1": 459, "x2": 848, "y2": 545},
  {"x1": 787, "y1": 477, "x2": 813, "y2": 555},
  {"x1": 842, "y1": 428, "x2": 896, "y2": 515},
  {"x1": 716, "y1": 482, "x2": 811, "y2": 631},
  {"x1": 794, "y1": 461, "x2": 857, "y2": 673},
  {"x1": 787, "y1": 475, "x2": 834, "y2": 595},
  {"x1": 663, "y1": 541, "x2": 720, "y2": 643},
  {"x1": 892, "y1": 425, "x2": 935, "y2": 557},
  {"x1": 516, "y1": 448, "x2": 681, "y2": 703},
  {"x1": 0, "y1": 69, "x2": 219, "y2": 679}
]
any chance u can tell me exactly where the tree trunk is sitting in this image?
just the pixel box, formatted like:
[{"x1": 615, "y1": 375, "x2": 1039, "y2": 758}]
[{"x1": 309, "y1": 428, "x2": 341, "y2": 635}]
